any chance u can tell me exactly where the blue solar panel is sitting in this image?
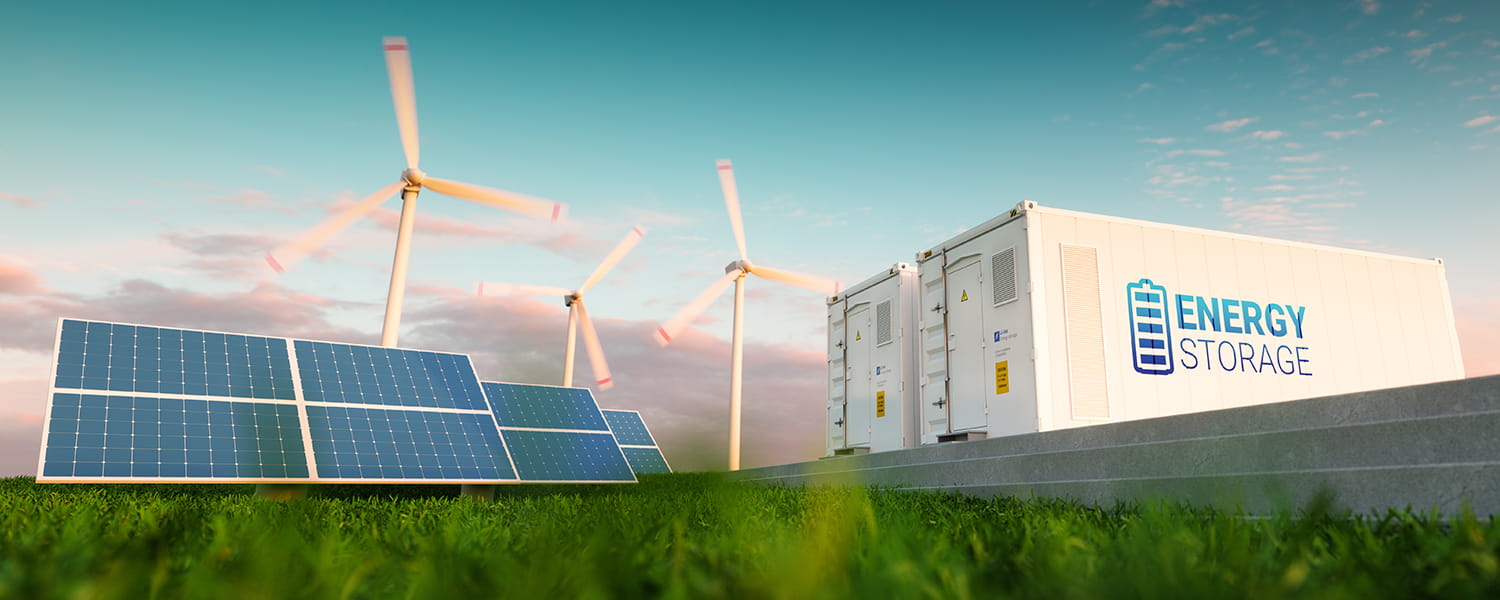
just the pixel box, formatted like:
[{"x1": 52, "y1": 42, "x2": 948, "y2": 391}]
[
  {"x1": 483, "y1": 382, "x2": 611, "y2": 431},
  {"x1": 41, "y1": 392, "x2": 308, "y2": 479},
  {"x1": 53, "y1": 319, "x2": 296, "y2": 401},
  {"x1": 305, "y1": 405, "x2": 513, "y2": 481},
  {"x1": 602, "y1": 409, "x2": 671, "y2": 475},
  {"x1": 619, "y1": 446, "x2": 671, "y2": 475},
  {"x1": 39, "y1": 319, "x2": 651, "y2": 485},
  {"x1": 601, "y1": 410, "x2": 656, "y2": 446},
  {"x1": 501, "y1": 430, "x2": 635, "y2": 482},
  {"x1": 294, "y1": 341, "x2": 488, "y2": 410}
]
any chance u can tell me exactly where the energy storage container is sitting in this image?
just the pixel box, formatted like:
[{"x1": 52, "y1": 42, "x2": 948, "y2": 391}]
[
  {"x1": 914, "y1": 201, "x2": 1465, "y2": 444},
  {"x1": 826, "y1": 264, "x2": 920, "y2": 455}
]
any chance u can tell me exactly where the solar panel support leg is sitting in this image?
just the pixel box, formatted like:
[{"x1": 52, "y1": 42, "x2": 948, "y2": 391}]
[
  {"x1": 460, "y1": 484, "x2": 496, "y2": 502},
  {"x1": 256, "y1": 484, "x2": 307, "y2": 501}
]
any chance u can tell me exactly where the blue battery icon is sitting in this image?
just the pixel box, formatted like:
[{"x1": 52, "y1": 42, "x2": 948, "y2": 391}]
[{"x1": 1127, "y1": 278, "x2": 1174, "y2": 375}]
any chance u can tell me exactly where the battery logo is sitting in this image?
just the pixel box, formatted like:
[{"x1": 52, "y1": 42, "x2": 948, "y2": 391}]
[{"x1": 1127, "y1": 278, "x2": 1174, "y2": 375}]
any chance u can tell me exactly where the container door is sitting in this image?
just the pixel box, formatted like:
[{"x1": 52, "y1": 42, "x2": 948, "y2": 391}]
[
  {"x1": 845, "y1": 305, "x2": 873, "y2": 446},
  {"x1": 946, "y1": 260, "x2": 988, "y2": 431},
  {"x1": 827, "y1": 300, "x2": 847, "y2": 452}
]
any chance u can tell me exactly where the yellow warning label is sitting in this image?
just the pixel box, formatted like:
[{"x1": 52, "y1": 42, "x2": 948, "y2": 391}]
[
  {"x1": 855, "y1": 331, "x2": 861, "y2": 341},
  {"x1": 961, "y1": 290, "x2": 969, "y2": 302},
  {"x1": 995, "y1": 361, "x2": 1010, "y2": 395},
  {"x1": 876, "y1": 391, "x2": 886, "y2": 417}
]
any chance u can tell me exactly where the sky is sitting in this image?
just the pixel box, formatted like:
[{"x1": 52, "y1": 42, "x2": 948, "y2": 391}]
[{"x1": 2, "y1": 0, "x2": 1498, "y2": 475}]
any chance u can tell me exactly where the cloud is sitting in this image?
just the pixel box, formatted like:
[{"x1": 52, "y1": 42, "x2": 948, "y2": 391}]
[
  {"x1": 1279, "y1": 154, "x2": 1325, "y2": 163},
  {"x1": 0, "y1": 193, "x2": 42, "y2": 209},
  {"x1": 1352, "y1": 92, "x2": 1380, "y2": 99},
  {"x1": 1242, "y1": 130, "x2": 1285, "y2": 141},
  {"x1": 1256, "y1": 184, "x2": 1296, "y2": 192},
  {"x1": 1323, "y1": 129, "x2": 1365, "y2": 140},
  {"x1": 1408, "y1": 41, "x2": 1447, "y2": 63},
  {"x1": 1402, "y1": 30, "x2": 1428, "y2": 40},
  {"x1": 1206, "y1": 117, "x2": 1258, "y2": 133},
  {"x1": 214, "y1": 189, "x2": 300, "y2": 216},
  {"x1": 1344, "y1": 47, "x2": 1391, "y2": 64},
  {"x1": 1358, "y1": 0, "x2": 1380, "y2": 15},
  {"x1": 250, "y1": 165, "x2": 286, "y2": 177},
  {"x1": 1165, "y1": 149, "x2": 1227, "y2": 158},
  {"x1": 0, "y1": 261, "x2": 47, "y2": 296},
  {"x1": 1439, "y1": 14, "x2": 1465, "y2": 24},
  {"x1": 0, "y1": 277, "x2": 370, "y2": 355},
  {"x1": 1464, "y1": 115, "x2": 1499, "y2": 128},
  {"x1": 1270, "y1": 174, "x2": 1316, "y2": 181},
  {"x1": 1138, "y1": 137, "x2": 1178, "y2": 145},
  {"x1": 1228, "y1": 26, "x2": 1255, "y2": 40}
]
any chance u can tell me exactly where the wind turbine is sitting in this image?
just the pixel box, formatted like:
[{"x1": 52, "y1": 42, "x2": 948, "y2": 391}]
[
  {"x1": 654, "y1": 159, "x2": 838, "y2": 471},
  {"x1": 265, "y1": 36, "x2": 567, "y2": 348},
  {"x1": 478, "y1": 226, "x2": 647, "y2": 390}
]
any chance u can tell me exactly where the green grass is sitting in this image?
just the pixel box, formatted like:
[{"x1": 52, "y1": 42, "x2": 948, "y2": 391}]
[{"x1": 1, "y1": 474, "x2": 1497, "y2": 599}]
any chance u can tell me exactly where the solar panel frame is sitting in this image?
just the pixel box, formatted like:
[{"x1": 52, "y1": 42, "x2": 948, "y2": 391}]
[
  {"x1": 601, "y1": 409, "x2": 673, "y2": 474},
  {"x1": 37, "y1": 318, "x2": 524, "y2": 485},
  {"x1": 481, "y1": 381, "x2": 636, "y2": 484}
]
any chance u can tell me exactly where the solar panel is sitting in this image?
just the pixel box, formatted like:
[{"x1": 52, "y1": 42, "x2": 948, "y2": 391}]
[
  {"x1": 602, "y1": 409, "x2": 672, "y2": 475},
  {"x1": 483, "y1": 382, "x2": 611, "y2": 431},
  {"x1": 482, "y1": 381, "x2": 635, "y2": 483},
  {"x1": 38, "y1": 318, "x2": 521, "y2": 484}
]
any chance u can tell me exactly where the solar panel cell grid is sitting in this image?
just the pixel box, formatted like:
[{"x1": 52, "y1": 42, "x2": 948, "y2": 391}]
[
  {"x1": 306, "y1": 405, "x2": 515, "y2": 480},
  {"x1": 43, "y1": 393, "x2": 308, "y2": 479},
  {"x1": 54, "y1": 321, "x2": 295, "y2": 401},
  {"x1": 620, "y1": 447, "x2": 671, "y2": 475},
  {"x1": 484, "y1": 383, "x2": 611, "y2": 431},
  {"x1": 501, "y1": 429, "x2": 635, "y2": 482},
  {"x1": 295, "y1": 341, "x2": 488, "y2": 410},
  {"x1": 601, "y1": 410, "x2": 656, "y2": 446}
]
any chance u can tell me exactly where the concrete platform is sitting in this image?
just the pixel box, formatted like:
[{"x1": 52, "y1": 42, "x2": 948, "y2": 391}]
[{"x1": 731, "y1": 375, "x2": 1500, "y2": 517}]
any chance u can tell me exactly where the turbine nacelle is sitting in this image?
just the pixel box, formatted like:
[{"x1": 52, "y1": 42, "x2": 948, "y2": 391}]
[
  {"x1": 724, "y1": 259, "x2": 753, "y2": 275},
  {"x1": 563, "y1": 291, "x2": 581, "y2": 307},
  {"x1": 401, "y1": 167, "x2": 427, "y2": 187}
]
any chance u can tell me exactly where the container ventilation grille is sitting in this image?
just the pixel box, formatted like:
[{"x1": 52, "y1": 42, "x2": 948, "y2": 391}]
[
  {"x1": 1061, "y1": 244, "x2": 1110, "y2": 420},
  {"x1": 991, "y1": 247, "x2": 1018, "y2": 306},
  {"x1": 875, "y1": 300, "x2": 893, "y2": 346}
]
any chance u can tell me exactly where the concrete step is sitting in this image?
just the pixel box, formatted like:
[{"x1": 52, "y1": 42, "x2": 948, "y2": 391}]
[{"x1": 735, "y1": 375, "x2": 1500, "y2": 517}]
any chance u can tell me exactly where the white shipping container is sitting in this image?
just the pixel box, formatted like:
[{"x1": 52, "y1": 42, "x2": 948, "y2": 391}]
[
  {"x1": 826, "y1": 264, "x2": 921, "y2": 456},
  {"x1": 901, "y1": 201, "x2": 1467, "y2": 445}
]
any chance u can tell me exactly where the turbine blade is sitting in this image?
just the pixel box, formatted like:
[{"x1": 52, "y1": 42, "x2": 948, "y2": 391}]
[
  {"x1": 475, "y1": 282, "x2": 573, "y2": 298},
  {"x1": 266, "y1": 181, "x2": 404, "y2": 273},
  {"x1": 655, "y1": 269, "x2": 741, "y2": 346},
  {"x1": 578, "y1": 225, "x2": 646, "y2": 293},
  {"x1": 575, "y1": 301, "x2": 613, "y2": 390},
  {"x1": 423, "y1": 176, "x2": 567, "y2": 222},
  {"x1": 382, "y1": 36, "x2": 420, "y2": 170},
  {"x1": 716, "y1": 159, "x2": 748, "y2": 260},
  {"x1": 751, "y1": 264, "x2": 840, "y2": 295}
]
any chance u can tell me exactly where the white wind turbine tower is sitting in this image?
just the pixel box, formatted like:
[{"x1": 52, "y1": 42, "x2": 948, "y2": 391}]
[
  {"x1": 477, "y1": 226, "x2": 647, "y2": 390},
  {"x1": 265, "y1": 37, "x2": 567, "y2": 348},
  {"x1": 654, "y1": 160, "x2": 839, "y2": 471}
]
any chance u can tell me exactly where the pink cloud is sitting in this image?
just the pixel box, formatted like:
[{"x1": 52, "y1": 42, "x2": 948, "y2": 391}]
[
  {"x1": 0, "y1": 193, "x2": 43, "y2": 209},
  {"x1": 0, "y1": 261, "x2": 47, "y2": 296},
  {"x1": 0, "y1": 277, "x2": 371, "y2": 354}
]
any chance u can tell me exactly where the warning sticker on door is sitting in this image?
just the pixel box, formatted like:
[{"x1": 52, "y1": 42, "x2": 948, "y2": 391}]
[
  {"x1": 876, "y1": 391, "x2": 886, "y2": 417},
  {"x1": 855, "y1": 331, "x2": 861, "y2": 341},
  {"x1": 961, "y1": 290, "x2": 969, "y2": 302},
  {"x1": 994, "y1": 361, "x2": 1010, "y2": 395}
]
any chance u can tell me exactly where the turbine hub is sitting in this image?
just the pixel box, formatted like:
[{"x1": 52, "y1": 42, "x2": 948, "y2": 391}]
[
  {"x1": 401, "y1": 168, "x2": 427, "y2": 187},
  {"x1": 564, "y1": 292, "x2": 580, "y2": 307},
  {"x1": 724, "y1": 259, "x2": 752, "y2": 275}
]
